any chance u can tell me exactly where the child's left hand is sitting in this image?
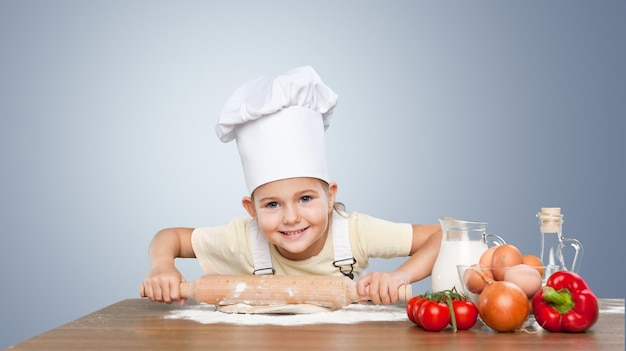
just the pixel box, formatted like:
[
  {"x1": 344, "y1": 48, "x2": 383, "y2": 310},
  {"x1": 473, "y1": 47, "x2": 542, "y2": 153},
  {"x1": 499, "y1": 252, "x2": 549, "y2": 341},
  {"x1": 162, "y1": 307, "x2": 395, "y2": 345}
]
[{"x1": 356, "y1": 271, "x2": 409, "y2": 305}]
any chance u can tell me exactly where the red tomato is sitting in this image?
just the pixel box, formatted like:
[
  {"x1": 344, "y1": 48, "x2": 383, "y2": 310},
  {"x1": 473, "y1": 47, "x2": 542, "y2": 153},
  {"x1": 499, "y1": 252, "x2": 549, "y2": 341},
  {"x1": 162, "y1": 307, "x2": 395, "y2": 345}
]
[
  {"x1": 412, "y1": 298, "x2": 429, "y2": 326},
  {"x1": 406, "y1": 296, "x2": 421, "y2": 324},
  {"x1": 417, "y1": 300, "x2": 450, "y2": 332},
  {"x1": 406, "y1": 297, "x2": 428, "y2": 326},
  {"x1": 451, "y1": 300, "x2": 479, "y2": 330}
]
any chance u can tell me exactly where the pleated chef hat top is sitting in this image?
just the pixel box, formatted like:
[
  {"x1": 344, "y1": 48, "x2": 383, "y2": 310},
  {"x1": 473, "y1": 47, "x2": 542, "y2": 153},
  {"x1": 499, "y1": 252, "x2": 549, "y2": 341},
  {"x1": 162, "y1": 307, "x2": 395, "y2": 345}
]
[{"x1": 216, "y1": 66, "x2": 339, "y2": 194}]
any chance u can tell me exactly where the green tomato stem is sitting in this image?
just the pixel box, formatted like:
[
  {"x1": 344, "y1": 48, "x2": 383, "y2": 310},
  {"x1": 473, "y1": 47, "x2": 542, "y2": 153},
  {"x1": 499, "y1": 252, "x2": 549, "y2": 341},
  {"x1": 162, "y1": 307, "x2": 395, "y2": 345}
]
[{"x1": 445, "y1": 291, "x2": 457, "y2": 332}]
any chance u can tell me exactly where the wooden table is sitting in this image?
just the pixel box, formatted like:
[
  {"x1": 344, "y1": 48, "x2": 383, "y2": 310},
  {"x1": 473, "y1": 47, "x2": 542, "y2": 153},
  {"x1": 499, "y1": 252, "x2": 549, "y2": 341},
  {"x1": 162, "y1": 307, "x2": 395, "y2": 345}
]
[{"x1": 6, "y1": 298, "x2": 624, "y2": 350}]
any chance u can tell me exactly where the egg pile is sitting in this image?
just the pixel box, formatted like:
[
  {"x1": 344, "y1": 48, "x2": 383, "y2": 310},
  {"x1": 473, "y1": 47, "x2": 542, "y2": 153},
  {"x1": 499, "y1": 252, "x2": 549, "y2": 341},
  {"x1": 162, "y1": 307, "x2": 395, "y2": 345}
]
[{"x1": 462, "y1": 244, "x2": 544, "y2": 299}]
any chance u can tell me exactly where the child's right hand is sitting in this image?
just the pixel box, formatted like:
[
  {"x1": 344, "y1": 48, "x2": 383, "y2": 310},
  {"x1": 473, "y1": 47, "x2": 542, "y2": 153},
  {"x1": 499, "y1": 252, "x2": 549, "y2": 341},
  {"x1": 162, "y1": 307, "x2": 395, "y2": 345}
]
[{"x1": 142, "y1": 266, "x2": 186, "y2": 306}]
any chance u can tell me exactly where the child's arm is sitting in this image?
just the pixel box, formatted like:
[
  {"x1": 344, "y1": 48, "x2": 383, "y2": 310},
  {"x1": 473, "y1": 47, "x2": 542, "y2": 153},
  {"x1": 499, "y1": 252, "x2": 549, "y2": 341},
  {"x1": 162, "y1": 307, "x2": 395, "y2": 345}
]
[
  {"x1": 356, "y1": 224, "x2": 442, "y2": 305},
  {"x1": 142, "y1": 227, "x2": 195, "y2": 305}
]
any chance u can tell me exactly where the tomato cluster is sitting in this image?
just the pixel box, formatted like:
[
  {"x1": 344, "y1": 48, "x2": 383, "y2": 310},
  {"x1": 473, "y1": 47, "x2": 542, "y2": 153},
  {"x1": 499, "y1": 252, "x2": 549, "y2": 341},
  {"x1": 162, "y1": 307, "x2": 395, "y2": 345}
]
[{"x1": 406, "y1": 288, "x2": 478, "y2": 332}]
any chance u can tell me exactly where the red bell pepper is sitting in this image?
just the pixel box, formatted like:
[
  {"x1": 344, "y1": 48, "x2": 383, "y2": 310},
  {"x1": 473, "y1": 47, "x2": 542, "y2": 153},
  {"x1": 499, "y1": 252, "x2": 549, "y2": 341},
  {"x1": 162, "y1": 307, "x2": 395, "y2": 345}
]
[{"x1": 532, "y1": 271, "x2": 599, "y2": 333}]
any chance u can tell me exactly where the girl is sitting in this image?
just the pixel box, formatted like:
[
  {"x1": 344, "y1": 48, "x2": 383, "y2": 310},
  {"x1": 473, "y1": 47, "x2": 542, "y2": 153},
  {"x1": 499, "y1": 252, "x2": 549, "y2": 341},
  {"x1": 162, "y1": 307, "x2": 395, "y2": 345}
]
[{"x1": 142, "y1": 66, "x2": 441, "y2": 306}]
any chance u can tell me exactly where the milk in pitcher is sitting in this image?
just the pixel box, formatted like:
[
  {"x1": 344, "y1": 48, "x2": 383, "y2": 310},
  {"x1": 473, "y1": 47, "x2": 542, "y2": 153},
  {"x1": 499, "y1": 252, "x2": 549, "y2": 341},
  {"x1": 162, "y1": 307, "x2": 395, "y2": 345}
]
[{"x1": 431, "y1": 240, "x2": 488, "y2": 292}]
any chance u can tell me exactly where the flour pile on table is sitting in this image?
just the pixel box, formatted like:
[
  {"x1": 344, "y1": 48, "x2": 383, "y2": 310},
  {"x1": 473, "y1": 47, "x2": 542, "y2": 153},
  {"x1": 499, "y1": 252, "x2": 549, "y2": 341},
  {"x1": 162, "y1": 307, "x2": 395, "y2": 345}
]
[
  {"x1": 600, "y1": 299, "x2": 625, "y2": 314},
  {"x1": 165, "y1": 303, "x2": 408, "y2": 326}
]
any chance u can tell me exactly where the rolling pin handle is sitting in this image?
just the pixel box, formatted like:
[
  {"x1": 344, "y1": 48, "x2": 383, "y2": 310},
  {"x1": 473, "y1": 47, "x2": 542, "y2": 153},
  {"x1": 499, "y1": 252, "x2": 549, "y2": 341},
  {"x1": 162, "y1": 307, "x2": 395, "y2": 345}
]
[{"x1": 399, "y1": 284, "x2": 412, "y2": 301}]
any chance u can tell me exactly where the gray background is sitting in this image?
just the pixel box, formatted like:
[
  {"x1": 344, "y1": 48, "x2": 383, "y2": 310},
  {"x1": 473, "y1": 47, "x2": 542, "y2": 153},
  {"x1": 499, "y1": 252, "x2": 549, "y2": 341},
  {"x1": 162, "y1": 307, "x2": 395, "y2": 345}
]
[{"x1": 1, "y1": 0, "x2": 624, "y2": 348}]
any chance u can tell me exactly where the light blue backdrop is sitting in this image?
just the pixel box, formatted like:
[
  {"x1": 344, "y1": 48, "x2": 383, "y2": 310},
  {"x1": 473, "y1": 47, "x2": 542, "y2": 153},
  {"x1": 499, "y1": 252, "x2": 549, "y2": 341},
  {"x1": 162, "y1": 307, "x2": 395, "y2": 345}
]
[{"x1": 1, "y1": 0, "x2": 624, "y2": 348}]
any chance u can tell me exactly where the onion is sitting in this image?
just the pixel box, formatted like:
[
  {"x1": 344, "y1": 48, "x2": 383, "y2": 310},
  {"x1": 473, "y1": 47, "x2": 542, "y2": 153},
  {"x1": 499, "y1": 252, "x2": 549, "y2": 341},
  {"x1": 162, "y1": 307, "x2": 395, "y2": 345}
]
[{"x1": 477, "y1": 280, "x2": 529, "y2": 332}]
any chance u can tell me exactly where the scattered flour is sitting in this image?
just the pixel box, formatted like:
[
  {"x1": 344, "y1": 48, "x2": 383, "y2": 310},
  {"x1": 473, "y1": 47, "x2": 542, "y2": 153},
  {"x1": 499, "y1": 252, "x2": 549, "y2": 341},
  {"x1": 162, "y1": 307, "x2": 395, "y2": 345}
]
[
  {"x1": 232, "y1": 282, "x2": 246, "y2": 298},
  {"x1": 165, "y1": 303, "x2": 408, "y2": 326},
  {"x1": 600, "y1": 299, "x2": 625, "y2": 314}
]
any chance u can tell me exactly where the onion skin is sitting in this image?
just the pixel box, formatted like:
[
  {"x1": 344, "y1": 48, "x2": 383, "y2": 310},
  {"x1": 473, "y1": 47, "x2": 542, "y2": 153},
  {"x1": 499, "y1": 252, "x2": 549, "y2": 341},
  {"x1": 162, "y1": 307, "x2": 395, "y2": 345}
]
[{"x1": 478, "y1": 280, "x2": 529, "y2": 332}]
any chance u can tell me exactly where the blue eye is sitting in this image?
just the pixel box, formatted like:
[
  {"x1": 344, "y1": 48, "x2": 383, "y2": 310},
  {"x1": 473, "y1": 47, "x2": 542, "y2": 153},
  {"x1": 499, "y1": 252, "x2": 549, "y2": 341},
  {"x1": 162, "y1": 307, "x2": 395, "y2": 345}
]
[
  {"x1": 300, "y1": 196, "x2": 312, "y2": 203},
  {"x1": 265, "y1": 201, "x2": 279, "y2": 209}
]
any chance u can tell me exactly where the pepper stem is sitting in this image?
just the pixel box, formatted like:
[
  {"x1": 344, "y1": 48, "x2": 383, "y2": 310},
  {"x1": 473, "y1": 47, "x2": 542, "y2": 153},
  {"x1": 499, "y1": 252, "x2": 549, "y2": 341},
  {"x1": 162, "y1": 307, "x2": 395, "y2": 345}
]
[{"x1": 541, "y1": 286, "x2": 574, "y2": 314}]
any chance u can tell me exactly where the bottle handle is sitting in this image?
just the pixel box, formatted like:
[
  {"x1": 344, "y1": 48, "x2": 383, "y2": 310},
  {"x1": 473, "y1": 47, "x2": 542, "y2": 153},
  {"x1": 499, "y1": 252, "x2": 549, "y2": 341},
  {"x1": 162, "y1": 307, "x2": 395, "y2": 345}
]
[
  {"x1": 561, "y1": 237, "x2": 584, "y2": 273},
  {"x1": 484, "y1": 233, "x2": 506, "y2": 246}
]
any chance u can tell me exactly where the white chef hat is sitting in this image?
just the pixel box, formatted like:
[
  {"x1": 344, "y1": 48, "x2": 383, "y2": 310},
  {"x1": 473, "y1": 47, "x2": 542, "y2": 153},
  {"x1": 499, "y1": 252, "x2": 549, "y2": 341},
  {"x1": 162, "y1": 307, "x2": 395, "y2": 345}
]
[{"x1": 216, "y1": 66, "x2": 339, "y2": 194}]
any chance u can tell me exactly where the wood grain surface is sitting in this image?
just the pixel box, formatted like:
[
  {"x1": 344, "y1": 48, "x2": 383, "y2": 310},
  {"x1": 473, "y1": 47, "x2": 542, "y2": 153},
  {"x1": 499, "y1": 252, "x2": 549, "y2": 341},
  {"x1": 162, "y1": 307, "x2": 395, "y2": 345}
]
[{"x1": 5, "y1": 298, "x2": 623, "y2": 350}]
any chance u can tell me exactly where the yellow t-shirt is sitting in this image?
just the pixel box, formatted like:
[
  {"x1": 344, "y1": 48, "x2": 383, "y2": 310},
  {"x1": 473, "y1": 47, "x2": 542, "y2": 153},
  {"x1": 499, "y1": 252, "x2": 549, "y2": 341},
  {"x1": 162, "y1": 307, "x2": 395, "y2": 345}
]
[{"x1": 191, "y1": 212, "x2": 413, "y2": 277}]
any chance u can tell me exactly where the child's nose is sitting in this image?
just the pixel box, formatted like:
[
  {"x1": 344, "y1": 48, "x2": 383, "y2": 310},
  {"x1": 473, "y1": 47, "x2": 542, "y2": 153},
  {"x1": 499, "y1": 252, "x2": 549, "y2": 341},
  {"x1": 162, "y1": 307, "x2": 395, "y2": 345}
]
[{"x1": 282, "y1": 205, "x2": 301, "y2": 224}]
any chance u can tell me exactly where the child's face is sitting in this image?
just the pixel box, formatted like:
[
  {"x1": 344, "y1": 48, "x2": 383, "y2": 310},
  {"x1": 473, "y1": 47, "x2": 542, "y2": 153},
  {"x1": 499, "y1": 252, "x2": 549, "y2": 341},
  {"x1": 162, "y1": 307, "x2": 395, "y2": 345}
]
[{"x1": 243, "y1": 177, "x2": 337, "y2": 261}]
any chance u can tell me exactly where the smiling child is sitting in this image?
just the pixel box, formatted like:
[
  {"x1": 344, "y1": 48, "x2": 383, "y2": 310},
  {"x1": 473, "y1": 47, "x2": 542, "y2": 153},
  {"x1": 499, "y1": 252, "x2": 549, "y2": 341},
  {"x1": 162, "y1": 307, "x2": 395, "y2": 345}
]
[{"x1": 141, "y1": 66, "x2": 441, "y2": 306}]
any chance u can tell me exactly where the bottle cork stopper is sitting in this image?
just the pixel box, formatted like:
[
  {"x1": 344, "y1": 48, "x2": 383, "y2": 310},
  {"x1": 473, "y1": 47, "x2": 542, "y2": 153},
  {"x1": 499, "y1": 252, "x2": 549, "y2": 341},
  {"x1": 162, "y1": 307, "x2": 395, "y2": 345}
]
[
  {"x1": 541, "y1": 207, "x2": 561, "y2": 215},
  {"x1": 538, "y1": 207, "x2": 563, "y2": 233}
]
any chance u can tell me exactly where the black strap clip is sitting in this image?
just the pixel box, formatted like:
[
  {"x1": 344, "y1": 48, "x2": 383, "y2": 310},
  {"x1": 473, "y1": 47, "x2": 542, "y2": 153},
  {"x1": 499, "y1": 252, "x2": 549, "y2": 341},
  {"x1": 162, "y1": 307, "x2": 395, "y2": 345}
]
[
  {"x1": 333, "y1": 257, "x2": 356, "y2": 280},
  {"x1": 252, "y1": 267, "x2": 275, "y2": 275}
]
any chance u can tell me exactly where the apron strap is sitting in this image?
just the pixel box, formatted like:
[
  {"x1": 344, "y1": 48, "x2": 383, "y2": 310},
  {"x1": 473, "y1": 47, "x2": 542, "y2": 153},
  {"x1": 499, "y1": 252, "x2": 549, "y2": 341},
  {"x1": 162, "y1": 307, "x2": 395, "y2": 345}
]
[
  {"x1": 331, "y1": 211, "x2": 356, "y2": 279},
  {"x1": 248, "y1": 211, "x2": 355, "y2": 277},
  {"x1": 249, "y1": 220, "x2": 275, "y2": 275}
]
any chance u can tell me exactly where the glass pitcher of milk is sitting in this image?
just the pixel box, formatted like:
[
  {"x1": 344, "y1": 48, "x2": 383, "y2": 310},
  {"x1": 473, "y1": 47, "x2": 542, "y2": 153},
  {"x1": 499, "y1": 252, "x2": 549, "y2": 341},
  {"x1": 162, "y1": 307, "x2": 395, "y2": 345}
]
[{"x1": 431, "y1": 218, "x2": 506, "y2": 292}]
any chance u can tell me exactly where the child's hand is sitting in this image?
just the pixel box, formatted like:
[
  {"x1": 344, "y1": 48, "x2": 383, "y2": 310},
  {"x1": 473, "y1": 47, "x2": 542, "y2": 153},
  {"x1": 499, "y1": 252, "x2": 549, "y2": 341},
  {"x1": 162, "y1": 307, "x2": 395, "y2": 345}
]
[
  {"x1": 142, "y1": 266, "x2": 186, "y2": 306},
  {"x1": 356, "y1": 272, "x2": 409, "y2": 305}
]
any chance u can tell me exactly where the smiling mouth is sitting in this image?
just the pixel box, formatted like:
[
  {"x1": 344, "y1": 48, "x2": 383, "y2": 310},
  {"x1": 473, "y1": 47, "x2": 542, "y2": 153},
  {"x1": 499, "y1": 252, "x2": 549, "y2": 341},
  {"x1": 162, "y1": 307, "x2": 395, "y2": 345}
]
[{"x1": 280, "y1": 227, "x2": 308, "y2": 236}]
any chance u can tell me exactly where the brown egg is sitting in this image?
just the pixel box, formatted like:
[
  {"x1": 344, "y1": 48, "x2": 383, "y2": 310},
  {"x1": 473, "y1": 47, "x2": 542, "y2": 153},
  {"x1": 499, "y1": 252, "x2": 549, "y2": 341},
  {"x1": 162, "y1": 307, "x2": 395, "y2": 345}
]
[
  {"x1": 463, "y1": 264, "x2": 494, "y2": 294},
  {"x1": 479, "y1": 246, "x2": 498, "y2": 268},
  {"x1": 491, "y1": 244, "x2": 523, "y2": 280},
  {"x1": 503, "y1": 264, "x2": 543, "y2": 298},
  {"x1": 522, "y1": 254, "x2": 544, "y2": 276}
]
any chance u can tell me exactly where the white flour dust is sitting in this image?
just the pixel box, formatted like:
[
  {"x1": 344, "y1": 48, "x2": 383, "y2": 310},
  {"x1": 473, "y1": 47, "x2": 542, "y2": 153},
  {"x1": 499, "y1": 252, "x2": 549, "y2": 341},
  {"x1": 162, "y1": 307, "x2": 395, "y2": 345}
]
[
  {"x1": 600, "y1": 299, "x2": 625, "y2": 314},
  {"x1": 165, "y1": 303, "x2": 408, "y2": 326}
]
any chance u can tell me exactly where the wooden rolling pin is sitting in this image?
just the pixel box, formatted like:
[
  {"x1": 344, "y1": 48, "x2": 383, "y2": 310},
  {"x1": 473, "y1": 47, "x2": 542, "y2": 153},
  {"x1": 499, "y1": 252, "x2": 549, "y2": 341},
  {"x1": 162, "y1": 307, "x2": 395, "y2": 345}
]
[{"x1": 140, "y1": 275, "x2": 412, "y2": 309}]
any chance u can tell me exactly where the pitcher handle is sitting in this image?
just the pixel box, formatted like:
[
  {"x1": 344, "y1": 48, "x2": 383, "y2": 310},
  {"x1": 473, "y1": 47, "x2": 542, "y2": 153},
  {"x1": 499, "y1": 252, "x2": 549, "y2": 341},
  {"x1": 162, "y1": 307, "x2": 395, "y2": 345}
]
[
  {"x1": 562, "y1": 237, "x2": 583, "y2": 273},
  {"x1": 484, "y1": 233, "x2": 506, "y2": 246}
]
